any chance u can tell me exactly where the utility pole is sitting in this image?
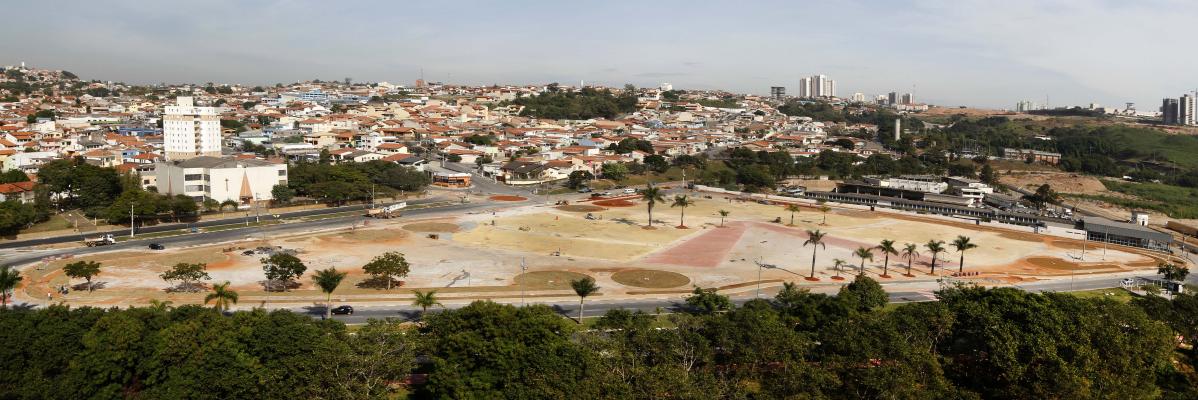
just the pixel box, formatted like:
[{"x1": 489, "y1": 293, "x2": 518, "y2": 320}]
[
  {"x1": 520, "y1": 257, "x2": 527, "y2": 307},
  {"x1": 130, "y1": 202, "x2": 135, "y2": 238}
]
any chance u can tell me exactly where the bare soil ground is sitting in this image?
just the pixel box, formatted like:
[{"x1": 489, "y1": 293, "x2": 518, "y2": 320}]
[{"x1": 999, "y1": 172, "x2": 1109, "y2": 194}]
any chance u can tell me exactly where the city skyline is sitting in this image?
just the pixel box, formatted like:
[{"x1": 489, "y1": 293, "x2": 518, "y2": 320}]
[{"x1": 1, "y1": 0, "x2": 1196, "y2": 109}]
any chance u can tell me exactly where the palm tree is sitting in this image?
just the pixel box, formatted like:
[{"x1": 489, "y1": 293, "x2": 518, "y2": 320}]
[
  {"x1": 901, "y1": 243, "x2": 920, "y2": 277},
  {"x1": 204, "y1": 281, "x2": 239, "y2": 313},
  {"x1": 876, "y1": 240, "x2": 898, "y2": 278},
  {"x1": 570, "y1": 277, "x2": 599, "y2": 323},
  {"x1": 148, "y1": 299, "x2": 173, "y2": 312},
  {"x1": 925, "y1": 240, "x2": 946, "y2": 275},
  {"x1": 818, "y1": 204, "x2": 831, "y2": 225},
  {"x1": 640, "y1": 183, "x2": 666, "y2": 227},
  {"x1": 412, "y1": 290, "x2": 442, "y2": 317},
  {"x1": 832, "y1": 258, "x2": 849, "y2": 280},
  {"x1": 803, "y1": 230, "x2": 827, "y2": 281},
  {"x1": 853, "y1": 246, "x2": 874, "y2": 275},
  {"x1": 717, "y1": 210, "x2": 730, "y2": 227},
  {"x1": 784, "y1": 204, "x2": 801, "y2": 226},
  {"x1": 671, "y1": 195, "x2": 694, "y2": 228},
  {"x1": 0, "y1": 266, "x2": 22, "y2": 309},
  {"x1": 312, "y1": 267, "x2": 347, "y2": 319},
  {"x1": 951, "y1": 235, "x2": 978, "y2": 274}
]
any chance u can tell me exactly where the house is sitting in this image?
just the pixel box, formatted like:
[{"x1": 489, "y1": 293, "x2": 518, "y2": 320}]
[
  {"x1": 384, "y1": 154, "x2": 428, "y2": 171},
  {"x1": 329, "y1": 148, "x2": 384, "y2": 163},
  {"x1": 0, "y1": 181, "x2": 35, "y2": 203},
  {"x1": 499, "y1": 161, "x2": 547, "y2": 185},
  {"x1": 154, "y1": 156, "x2": 288, "y2": 203}
]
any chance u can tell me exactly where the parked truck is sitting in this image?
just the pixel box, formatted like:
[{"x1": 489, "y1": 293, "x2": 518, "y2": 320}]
[
  {"x1": 83, "y1": 233, "x2": 116, "y2": 247},
  {"x1": 366, "y1": 202, "x2": 407, "y2": 219}
]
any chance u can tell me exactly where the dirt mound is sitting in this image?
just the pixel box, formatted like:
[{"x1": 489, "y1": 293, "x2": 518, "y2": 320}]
[
  {"x1": 556, "y1": 205, "x2": 606, "y2": 212},
  {"x1": 402, "y1": 222, "x2": 461, "y2": 233},
  {"x1": 594, "y1": 199, "x2": 635, "y2": 207},
  {"x1": 999, "y1": 173, "x2": 1108, "y2": 194},
  {"x1": 611, "y1": 269, "x2": 690, "y2": 288},
  {"x1": 489, "y1": 195, "x2": 527, "y2": 201}
]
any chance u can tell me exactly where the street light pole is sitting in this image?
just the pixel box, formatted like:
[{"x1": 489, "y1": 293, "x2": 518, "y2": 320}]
[
  {"x1": 520, "y1": 256, "x2": 526, "y2": 307},
  {"x1": 130, "y1": 202, "x2": 135, "y2": 238}
]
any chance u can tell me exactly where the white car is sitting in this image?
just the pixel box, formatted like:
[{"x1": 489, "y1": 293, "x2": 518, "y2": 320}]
[{"x1": 623, "y1": 188, "x2": 636, "y2": 194}]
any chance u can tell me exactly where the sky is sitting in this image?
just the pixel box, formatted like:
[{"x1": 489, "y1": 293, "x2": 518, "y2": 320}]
[{"x1": 1, "y1": 0, "x2": 1195, "y2": 109}]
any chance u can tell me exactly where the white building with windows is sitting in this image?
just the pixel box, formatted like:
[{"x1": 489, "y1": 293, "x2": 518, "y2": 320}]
[
  {"x1": 154, "y1": 156, "x2": 287, "y2": 203},
  {"x1": 163, "y1": 96, "x2": 222, "y2": 160}
]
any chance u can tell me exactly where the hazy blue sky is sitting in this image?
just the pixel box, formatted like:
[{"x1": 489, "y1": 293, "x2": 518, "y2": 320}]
[{"x1": 1, "y1": 0, "x2": 1194, "y2": 109}]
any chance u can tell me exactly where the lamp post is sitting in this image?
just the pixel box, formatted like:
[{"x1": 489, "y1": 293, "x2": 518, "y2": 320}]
[
  {"x1": 129, "y1": 202, "x2": 135, "y2": 238},
  {"x1": 520, "y1": 257, "x2": 527, "y2": 307}
]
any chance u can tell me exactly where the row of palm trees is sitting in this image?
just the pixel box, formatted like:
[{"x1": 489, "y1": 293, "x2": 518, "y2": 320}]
[{"x1": 801, "y1": 230, "x2": 979, "y2": 280}]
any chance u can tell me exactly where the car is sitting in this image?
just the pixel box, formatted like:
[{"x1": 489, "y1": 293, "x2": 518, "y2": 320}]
[
  {"x1": 623, "y1": 188, "x2": 637, "y2": 194},
  {"x1": 600, "y1": 191, "x2": 612, "y2": 196},
  {"x1": 148, "y1": 243, "x2": 165, "y2": 250},
  {"x1": 577, "y1": 187, "x2": 592, "y2": 193},
  {"x1": 330, "y1": 305, "x2": 354, "y2": 315}
]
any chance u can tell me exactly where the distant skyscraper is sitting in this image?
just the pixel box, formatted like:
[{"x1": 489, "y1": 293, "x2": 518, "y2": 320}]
[
  {"x1": 1180, "y1": 94, "x2": 1196, "y2": 126},
  {"x1": 887, "y1": 92, "x2": 899, "y2": 106},
  {"x1": 660, "y1": 83, "x2": 673, "y2": 91},
  {"x1": 798, "y1": 74, "x2": 835, "y2": 98},
  {"x1": 769, "y1": 86, "x2": 786, "y2": 101},
  {"x1": 1163, "y1": 98, "x2": 1181, "y2": 125},
  {"x1": 900, "y1": 93, "x2": 914, "y2": 105},
  {"x1": 163, "y1": 96, "x2": 221, "y2": 160},
  {"x1": 851, "y1": 93, "x2": 865, "y2": 102}
]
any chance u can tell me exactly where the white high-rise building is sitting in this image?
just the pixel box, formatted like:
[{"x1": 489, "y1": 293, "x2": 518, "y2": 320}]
[
  {"x1": 1181, "y1": 94, "x2": 1196, "y2": 126},
  {"x1": 851, "y1": 93, "x2": 865, "y2": 102},
  {"x1": 163, "y1": 96, "x2": 221, "y2": 160},
  {"x1": 798, "y1": 74, "x2": 836, "y2": 98}
]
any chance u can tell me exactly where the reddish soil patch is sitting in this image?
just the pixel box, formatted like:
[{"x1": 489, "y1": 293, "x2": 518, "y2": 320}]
[
  {"x1": 643, "y1": 222, "x2": 748, "y2": 268},
  {"x1": 594, "y1": 199, "x2": 635, "y2": 207},
  {"x1": 556, "y1": 205, "x2": 606, "y2": 212},
  {"x1": 489, "y1": 195, "x2": 527, "y2": 201},
  {"x1": 805, "y1": 276, "x2": 821, "y2": 281}
]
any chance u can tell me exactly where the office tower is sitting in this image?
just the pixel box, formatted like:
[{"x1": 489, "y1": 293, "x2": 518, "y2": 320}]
[
  {"x1": 770, "y1": 86, "x2": 786, "y2": 100},
  {"x1": 901, "y1": 93, "x2": 914, "y2": 105},
  {"x1": 163, "y1": 96, "x2": 221, "y2": 160},
  {"x1": 1181, "y1": 94, "x2": 1196, "y2": 126},
  {"x1": 1162, "y1": 98, "x2": 1180, "y2": 125},
  {"x1": 887, "y1": 92, "x2": 899, "y2": 106}
]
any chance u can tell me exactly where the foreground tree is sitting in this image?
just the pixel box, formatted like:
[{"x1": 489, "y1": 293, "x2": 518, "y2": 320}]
[
  {"x1": 0, "y1": 266, "x2": 22, "y2": 308},
  {"x1": 685, "y1": 286, "x2": 731, "y2": 314},
  {"x1": 804, "y1": 229, "x2": 827, "y2": 281},
  {"x1": 640, "y1": 183, "x2": 665, "y2": 227},
  {"x1": 1158, "y1": 262, "x2": 1190, "y2": 283},
  {"x1": 204, "y1": 281, "x2": 238, "y2": 312},
  {"x1": 261, "y1": 253, "x2": 307, "y2": 291},
  {"x1": 159, "y1": 262, "x2": 211, "y2": 292},
  {"x1": 311, "y1": 267, "x2": 347, "y2": 319},
  {"x1": 718, "y1": 209, "x2": 730, "y2": 227},
  {"x1": 925, "y1": 240, "x2": 946, "y2": 275},
  {"x1": 63, "y1": 260, "x2": 102, "y2": 292},
  {"x1": 670, "y1": 194, "x2": 694, "y2": 227},
  {"x1": 877, "y1": 239, "x2": 898, "y2": 278},
  {"x1": 570, "y1": 277, "x2": 599, "y2": 323},
  {"x1": 361, "y1": 251, "x2": 410, "y2": 290},
  {"x1": 951, "y1": 235, "x2": 978, "y2": 273}
]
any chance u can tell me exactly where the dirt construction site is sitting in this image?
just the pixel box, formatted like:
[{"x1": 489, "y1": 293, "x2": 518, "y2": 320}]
[{"x1": 16, "y1": 192, "x2": 1175, "y2": 308}]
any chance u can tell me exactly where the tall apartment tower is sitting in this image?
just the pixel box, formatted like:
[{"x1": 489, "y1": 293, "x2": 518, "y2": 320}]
[
  {"x1": 798, "y1": 74, "x2": 836, "y2": 98},
  {"x1": 798, "y1": 77, "x2": 811, "y2": 98},
  {"x1": 901, "y1": 93, "x2": 914, "y2": 105},
  {"x1": 887, "y1": 92, "x2": 899, "y2": 106},
  {"x1": 1162, "y1": 98, "x2": 1181, "y2": 125},
  {"x1": 1180, "y1": 94, "x2": 1196, "y2": 126},
  {"x1": 769, "y1": 86, "x2": 786, "y2": 100},
  {"x1": 823, "y1": 78, "x2": 836, "y2": 98},
  {"x1": 163, "y1": 96, "x2": 222, "y2": 160}
]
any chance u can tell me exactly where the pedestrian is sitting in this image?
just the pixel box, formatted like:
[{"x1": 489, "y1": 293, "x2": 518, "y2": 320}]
[{"x1": 48, "y1": 292, "x2": 53, "y2": 301}]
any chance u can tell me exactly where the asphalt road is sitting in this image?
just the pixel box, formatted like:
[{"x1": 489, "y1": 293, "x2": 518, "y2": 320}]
[
  {"x1": 0, "y1": 198, "x2": 446, "y2": 250},
  {"x1": 0, "y1": 197, "x2": 508, "y2": 268},
  {"x1": 308, "y1": 273, "x2": 1182, "y2": 324}
]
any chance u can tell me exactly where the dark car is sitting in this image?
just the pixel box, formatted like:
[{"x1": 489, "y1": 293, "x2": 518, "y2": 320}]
[
  {"x1": 148, "y1": 243, "x2": 165, "y2": 250},
  {"x1": 330, "y1": 305, "x2": 354, "y2": 315}
]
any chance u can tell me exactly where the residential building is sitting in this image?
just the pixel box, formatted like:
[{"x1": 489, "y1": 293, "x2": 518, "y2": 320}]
[
  {"x1": 1163, "y1": 98, "x2": 1180, "y2": 125},
  {"x1": 1181, "y1": 94, "x2": 1196, "y2": 126},
  {"x1": 163, "y1": 96, "x2": 221, "y2": 160}
]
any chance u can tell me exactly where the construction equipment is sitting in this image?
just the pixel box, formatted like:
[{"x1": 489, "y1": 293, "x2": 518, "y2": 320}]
[
  {"x1": 83, "y1": 233, "x2": 116, "y2": 247},
  {"x1": 366, "y1": 202, "x2": 407, "y2": 218}
]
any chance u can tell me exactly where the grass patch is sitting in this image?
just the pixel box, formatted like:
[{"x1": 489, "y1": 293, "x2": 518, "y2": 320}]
[
  {"x1": 611, "y1": 269, "x2": 691, "y2": 289},
  {"x1": 1083, "y1": 180, "x2": 1198, "y2": 218},
  {"x1": 21, "y1": 214, "x2": 76, "y2": 234},
  {"x1": 1065, "y1": 288, "x2": 1135, "y2": 303},
  {"x1": 513, "y1": 271, "x2": 590, "y2": 290}
]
